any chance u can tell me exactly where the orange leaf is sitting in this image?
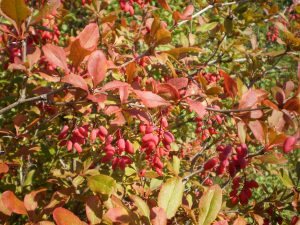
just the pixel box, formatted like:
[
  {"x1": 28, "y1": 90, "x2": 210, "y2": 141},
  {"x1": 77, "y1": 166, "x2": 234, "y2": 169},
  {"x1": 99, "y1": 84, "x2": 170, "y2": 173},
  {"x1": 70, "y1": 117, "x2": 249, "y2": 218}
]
[
  {"x1": 77, "y1": 23, "x2": 99, "y2": 51},
  {"x1": 248, "y1": 120, "x2": 265, "y2": 144},
  {"x1": 53, "y1": 207, "x2": 85, "y2": 225},
  {"x1": 134, "y1": 90, "x2": 170, "y2": 108},
  {"x1": 61, "y1": 74, "x2": 89, "y2": 92},
  {"x1": 219, "y1": 69, "x2": 237, "y2": 98},
  {"x1": 88, "y1": 50, "x2": 108, "y2": 87},
  {"x1": 150, "y1": 207, "x2": 167, "y2": 225},
  {"x1": 186, "y1": 98, "x2": 207, "y2": 118},
  {"x1": 42, "y1": 44, "x2": 68, "y2": 72},
  {"x1": 1, "y1": 191, "x2": 27, "y2": 215},
  {"x1": 104, "y1": 207, "x2": 130, "y2": 224},
  {"x1": 0, "y1": 163, "x2": 9, "y2": 174}
]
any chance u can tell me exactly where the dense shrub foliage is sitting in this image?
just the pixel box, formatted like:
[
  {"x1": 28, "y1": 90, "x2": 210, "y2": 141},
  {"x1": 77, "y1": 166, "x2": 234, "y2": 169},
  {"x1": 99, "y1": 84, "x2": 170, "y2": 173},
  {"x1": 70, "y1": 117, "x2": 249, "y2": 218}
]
[{"x1": 0, "y1": 0, "x2": 299, "y2": 224}]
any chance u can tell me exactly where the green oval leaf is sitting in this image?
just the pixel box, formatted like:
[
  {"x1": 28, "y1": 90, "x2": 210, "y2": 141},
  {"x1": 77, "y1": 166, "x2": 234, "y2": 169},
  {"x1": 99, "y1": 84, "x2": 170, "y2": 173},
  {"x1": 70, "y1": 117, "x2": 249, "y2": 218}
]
[
  {"x1": 130, "y1": 195, "x2": 150, "y2": 220},
  {"x1": 198, "y1": 185, "x2": 222, "y2": 225},
  {"x1": 87, "y1": 174, "x2": 116, "y2": 196},
  {"x1": 158, "y1": 177, "x2": 184, "y2": 219},
  {"x1": 197, "y1": 22, "x2": 218, "y2": 33}
]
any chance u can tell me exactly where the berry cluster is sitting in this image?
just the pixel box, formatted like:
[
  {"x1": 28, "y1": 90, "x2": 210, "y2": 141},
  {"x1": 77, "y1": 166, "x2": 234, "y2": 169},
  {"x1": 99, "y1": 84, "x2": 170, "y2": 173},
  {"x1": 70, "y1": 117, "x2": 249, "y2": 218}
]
[
  {"x1": 139, "y1": 117, "x2": 174, "y2": 176},
  {"x1": 58, "y1": 125, "x2": 90, "y2": 153},
  {"x1": 266, "y1": 26, "x2": 279, "y2": 42},
  {"x1": 230, "y1": 177, "x2": 259, "y2": 205},
  {"x1": 215, "y1": 144, "x2": 248, "y2": 177},
  {"x1": 119, "y1": 0, "x2": 150, "y2": 15},
  {"x1": 101, "y1": 132, "x2": 134, "y2": 170},
  {"x1": 200, "y1": 71, "x2": 221, "y2": 84},
  {"x1": 195, "y1": 115, "x2": 221, "y2": 141}
]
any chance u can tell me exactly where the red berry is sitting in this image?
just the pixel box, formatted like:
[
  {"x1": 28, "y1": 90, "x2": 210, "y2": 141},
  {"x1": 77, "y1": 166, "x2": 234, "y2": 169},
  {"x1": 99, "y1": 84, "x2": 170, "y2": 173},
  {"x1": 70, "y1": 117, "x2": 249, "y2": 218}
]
[
  {"x1": 161, "y1": 117, "x2": 168, "y2": 128},
  {"x1": 163, "y1": 131, "x2": 174, "y2": 144},
  {"x1": 291, "y1": 216, "x2": 299, "y2": 225},
  {"x1": 125, "y1": 140, "x2": 134, "y2": 154},
  {"x1": 117, "y1": 138, "x2": 126, "y2": 151},
  {"x1": 58, "y1": 125, "x2": 69, "y2": 140},
  {"x1": 203, "y1": 178, "x2": 213, "y2": 186},
  {"x1": 98, "y1": 126, "x2": 108, "y2": 137},
  {"x1": 204, "y1": 157, "x2": 219, "y2": 170},
  {"x1": 139, "y1": 169, "x2": 146, "y2": 177},
  {"x1": 73, "y1": 142, "x2": 82, "y2": 153},
  {"x1": 90, "y1": 128, "x2": 99, "y2": 143}
]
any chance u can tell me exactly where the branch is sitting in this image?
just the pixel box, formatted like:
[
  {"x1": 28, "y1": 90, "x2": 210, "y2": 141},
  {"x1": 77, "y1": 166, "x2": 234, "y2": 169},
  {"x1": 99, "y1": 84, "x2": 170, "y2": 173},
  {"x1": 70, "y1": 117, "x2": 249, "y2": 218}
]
[
  {"x1": 205, "y1": 106, "x2": 268, "y2": 114},
  {"x1": 0, "y1": 85, "x2": 67, "y2": 115},
  {"x1": 176, "y1": 0, "x2": 250, "y2": 28},
  {"x1": 183, "y1": 166, "x2": 203, "y2": 182}
]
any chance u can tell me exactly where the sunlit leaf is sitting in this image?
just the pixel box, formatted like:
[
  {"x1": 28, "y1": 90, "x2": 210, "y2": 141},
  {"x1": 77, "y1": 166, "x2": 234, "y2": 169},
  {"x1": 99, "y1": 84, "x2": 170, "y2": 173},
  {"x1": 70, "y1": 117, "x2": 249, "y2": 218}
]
[
  {"x1": 198, "y1": 185, "x2": 222, "y2": 225},
  {"x1": 158, "y1": 177, "x2": 184, "y2": 219}
]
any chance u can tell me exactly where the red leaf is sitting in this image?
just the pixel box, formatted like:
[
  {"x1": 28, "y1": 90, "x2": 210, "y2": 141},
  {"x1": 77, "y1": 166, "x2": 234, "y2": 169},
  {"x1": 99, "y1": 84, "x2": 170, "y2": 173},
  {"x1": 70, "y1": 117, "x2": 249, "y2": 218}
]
[
  {"x1": 182, "y1": 5, "x2": 194, "y2": 19},
  {"x1": 77, "y1": 23, "x2": 99, "y2": 51},
  {"x1": 167, "y1": 78, "x2": 188, "y2": 90},
  {"x1": 219, "y1": 69, "x2": 237, "y2": 98},
  {"x1": 126, "y1": 108, "x2": 151, "y2": 124},
  {"x1": 1, "y1": 191, "x2": 27, "y2": 215},
  {"x1": 150, "y1": 207, "x2": 167, "y2": 225},
  {"x1": 88, "y1": 50, "x2": 108, "y2": 87},
  {"x1": 173, "y1": 5, "x2": 194, "y2": 22},
  {"x1": 101, "y1": 80, "x2": 130, "y2": 91},
  {"x1": 87, "y1": 93, "x2": 107, "y2": 103},
  {"x1": 42, "y1": 44, "x2": 68, "y2": 72},
  {"x1": 61, "y1": 74, "x2": 89, "y2": 91},
  {"x1": 186, "y1": 98, "x2": 207, "y2": 118},
  {"x1": 53, "y1": 207, "x2": 85, "y2": 225},
  {"x1": 157, "y1": 0, "x2": 172, "y2": 11},
  {"x1": 104, "y1": 207, "x2": 130, "y2": 224},
  {"x1": 134, "y1": 90, "x2": 170, "y2": 108},
  {"x1": 27, "y1": 46, "x2": 41, "y2": 68},
  {"x1": 239, "y1": 89, "x2": 267, "y2": 109},
  {"x1": 119, "y1": 86, "x2": 129, "y2": 103},
  {"x1": 248, "y1": 120, "x2": 265, "y2": 144},
  {"x1": 157, "y1": 83, "x2": 180, "y2": 100}
]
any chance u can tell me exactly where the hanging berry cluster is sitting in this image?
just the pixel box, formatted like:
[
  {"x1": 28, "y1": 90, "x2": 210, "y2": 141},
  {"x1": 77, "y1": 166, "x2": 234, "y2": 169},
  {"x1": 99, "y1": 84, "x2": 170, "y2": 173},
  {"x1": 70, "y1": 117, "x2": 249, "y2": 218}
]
[
  {"x1": 195, "y1": 115, "x2": 221, "y2": 141},
  {"x1": 266, "y1": 26, "x2": 279, "y2": 42},
  {"x1": 101, "y1": 131, "x2": 134, "y2": 170},
  {"x1": 139, "y1": 117, "x2": 175, "y2": 176},
  {"x1": 58, "y1": 125, "x2": 90, "y2": 153},
  {"x1": 230, "y1": 177, "x2": 259, "y2": 205},
  {"x1": 216, "y1": 144, "x2": 249, "y2": 176}
]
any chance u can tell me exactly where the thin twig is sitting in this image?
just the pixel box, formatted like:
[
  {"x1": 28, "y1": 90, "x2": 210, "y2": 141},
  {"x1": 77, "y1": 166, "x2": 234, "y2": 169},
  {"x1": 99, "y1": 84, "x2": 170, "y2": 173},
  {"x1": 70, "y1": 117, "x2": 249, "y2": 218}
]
[{"x1": 0, "y1": 85, "x2": 67, "y2": 115}]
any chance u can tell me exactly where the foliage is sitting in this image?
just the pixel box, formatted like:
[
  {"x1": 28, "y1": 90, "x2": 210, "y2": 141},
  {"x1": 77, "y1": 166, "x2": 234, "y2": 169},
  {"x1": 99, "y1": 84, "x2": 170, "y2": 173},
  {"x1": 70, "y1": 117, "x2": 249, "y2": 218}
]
[{"x1": 0, "y1": 0, "x2": 299, "y2": 224}]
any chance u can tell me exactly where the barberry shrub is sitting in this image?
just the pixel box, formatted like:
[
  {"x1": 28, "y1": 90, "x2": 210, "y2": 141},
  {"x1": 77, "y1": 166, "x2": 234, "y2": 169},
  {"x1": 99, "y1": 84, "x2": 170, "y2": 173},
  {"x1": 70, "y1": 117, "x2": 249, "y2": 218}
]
[{"x1": 0, "y1": 0, "x2": 299, "y2": 224}]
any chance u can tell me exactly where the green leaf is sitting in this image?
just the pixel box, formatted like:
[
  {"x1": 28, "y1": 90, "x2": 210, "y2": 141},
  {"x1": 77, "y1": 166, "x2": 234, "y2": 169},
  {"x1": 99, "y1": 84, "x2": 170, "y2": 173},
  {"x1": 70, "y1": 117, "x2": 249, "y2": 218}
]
[
  {"x1": 0, "y1": 0, "x2": 30, "y2": 31},
  {"x1": 158, "y1": 177, "x2": 184, "y2": 219},
  {"x1": 130, "y1": 195, "x2": 150, "y2": 220},
  {"x1": 87, "y1": 174, "x2": 116, "y2": 196},
  {"x1": 278, "y1": 168, "x2": 294, "y2": 188},
  {"x1": 197, "y1": 22, "x2": 218, "y2": 33},
  {"x1": 198, "y1": 185, "x2": 222, "y2": 225},
  {"x1": 172, "y1": 156, "x2": 180, "y2": 176}
]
